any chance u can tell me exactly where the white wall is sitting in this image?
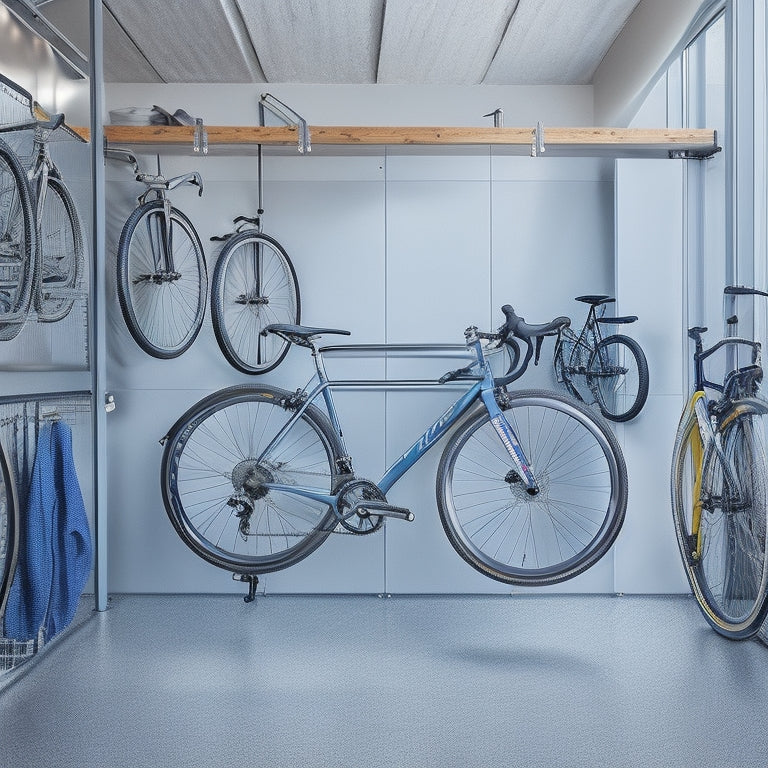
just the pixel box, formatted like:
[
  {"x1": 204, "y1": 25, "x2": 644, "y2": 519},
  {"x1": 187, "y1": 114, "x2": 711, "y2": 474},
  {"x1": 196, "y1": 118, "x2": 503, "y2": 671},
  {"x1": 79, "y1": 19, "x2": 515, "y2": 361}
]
[{"x1": 104, "y1": 83, "x2": 685, "y2": 596}]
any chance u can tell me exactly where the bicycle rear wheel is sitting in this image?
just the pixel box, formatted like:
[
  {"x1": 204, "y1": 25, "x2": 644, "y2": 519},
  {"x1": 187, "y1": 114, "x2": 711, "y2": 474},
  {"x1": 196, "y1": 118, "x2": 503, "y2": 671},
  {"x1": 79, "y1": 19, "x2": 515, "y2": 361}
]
[
  {"x1": 0, "y1": 437, "x2": 19, "y2": 621},
  {"x1": 587, "y1": 334, "x2": 649, "y2": 422},
  {"x1": 671, "y1": 401, "x2": 768, "y2": 638},
  {"x1": 117, "y1": 200, "x2": 207, "y2": 358},
  {"x1": 35, "y1": 176, "x2": 84, "y2": 322},
  {"x1": 211, "y1": 231, "x2": 300, "y2": 374},
  {"x1": 0, "y1": 138, "x2": 34, "y2": 341},
  {"x1": 161, "y1": 385, "x2": 344, "y2": 574},
  {"x1": 436, "y1": 389, "x2": 627, "y2": 585}
]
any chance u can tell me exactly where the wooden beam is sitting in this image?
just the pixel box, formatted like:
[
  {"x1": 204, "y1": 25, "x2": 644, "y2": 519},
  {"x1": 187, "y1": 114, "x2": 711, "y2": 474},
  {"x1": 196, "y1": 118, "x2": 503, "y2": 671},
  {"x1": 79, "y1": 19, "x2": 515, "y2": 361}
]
[{"x1": 98, "y1": 124, "x2": 718, "y2": 155}]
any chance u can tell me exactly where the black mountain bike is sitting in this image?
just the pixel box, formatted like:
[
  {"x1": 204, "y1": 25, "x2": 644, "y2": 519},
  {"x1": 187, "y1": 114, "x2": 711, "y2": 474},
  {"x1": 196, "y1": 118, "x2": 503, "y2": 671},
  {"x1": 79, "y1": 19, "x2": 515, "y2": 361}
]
[{"x1": 553, "y1": 295, "x2": 649, "y2": 422}]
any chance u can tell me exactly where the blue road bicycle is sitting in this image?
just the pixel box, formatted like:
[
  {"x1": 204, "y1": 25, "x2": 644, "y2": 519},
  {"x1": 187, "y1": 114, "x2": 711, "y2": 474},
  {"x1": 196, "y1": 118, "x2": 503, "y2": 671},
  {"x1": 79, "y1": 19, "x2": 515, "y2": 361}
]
[{"x1": 161, "y1": 306, "x2": 628, "y2": 600}]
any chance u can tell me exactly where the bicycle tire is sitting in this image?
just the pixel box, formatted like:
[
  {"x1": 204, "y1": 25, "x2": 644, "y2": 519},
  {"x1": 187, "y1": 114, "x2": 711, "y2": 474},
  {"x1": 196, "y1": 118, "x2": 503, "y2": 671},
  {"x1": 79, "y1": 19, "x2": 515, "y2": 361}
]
[
  {"x1": 671, "y1": 400, "x2": 768, "y2": 638},
  {"x1": 211, "y1": 231, "x2": 300, "y2": 375},
  {"x1": 0, "y1": 437, "x2": 19, "y2": 622},
  {"x1": 161, "y1": 384, "x2": 344, "y2": 574},
  {"x1": 35, "y1": 176, "x2": 84, "y2": 322},
  {"x1": 0, "y1": 138, "x2": 35, "y2": 341},
  {"x1": 436, "y1": 389, "x2": 627, "y2": 585},
  {"x1": 117, "y1": 200, "x2": 207, "y2": 359},
  {"x1": 587, "y1": 334, "x2": 649, "y2": 422}
]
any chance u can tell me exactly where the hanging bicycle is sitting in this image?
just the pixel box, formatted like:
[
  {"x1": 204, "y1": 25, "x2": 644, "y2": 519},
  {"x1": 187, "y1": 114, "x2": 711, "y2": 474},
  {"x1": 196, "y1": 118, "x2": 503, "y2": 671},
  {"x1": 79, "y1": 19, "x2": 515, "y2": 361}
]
[
  {"x1": 111, "y1": 150, "x2": 208, "y2": 359},
  {"x1": 209, "y1": 94, "x2": 304, "y2": 375},
  {"x1": 160, "y1": 305, "x2": 627, "y2": 601},
  {"x1": 0, "y1": 76, "x2": 84, "y2": 341},
  {"x1": 553, "y1": 295, "x2": 649, "y2": 422}
]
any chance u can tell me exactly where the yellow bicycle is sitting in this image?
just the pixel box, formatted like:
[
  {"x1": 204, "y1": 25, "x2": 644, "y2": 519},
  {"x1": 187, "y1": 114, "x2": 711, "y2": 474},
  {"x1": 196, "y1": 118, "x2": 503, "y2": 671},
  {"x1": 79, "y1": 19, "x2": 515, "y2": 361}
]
[{"x1": 671, "y1": 286, "x2": 768, "y2": 638}]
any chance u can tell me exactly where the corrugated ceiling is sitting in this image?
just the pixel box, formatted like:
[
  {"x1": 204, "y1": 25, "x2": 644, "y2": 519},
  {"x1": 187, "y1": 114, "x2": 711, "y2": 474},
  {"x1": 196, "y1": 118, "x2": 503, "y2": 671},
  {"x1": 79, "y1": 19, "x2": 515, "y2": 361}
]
[{"x1": 38, "y1": 0, "x2": 643, "y2": 85}]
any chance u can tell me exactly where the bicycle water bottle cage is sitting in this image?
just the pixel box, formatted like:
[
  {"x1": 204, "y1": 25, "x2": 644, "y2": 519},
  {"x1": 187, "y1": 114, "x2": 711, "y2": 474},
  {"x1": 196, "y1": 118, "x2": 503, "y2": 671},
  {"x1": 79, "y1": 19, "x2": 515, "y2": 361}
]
[{"x1": 575, "y1": 295, "x2": 614, "y2": 306}]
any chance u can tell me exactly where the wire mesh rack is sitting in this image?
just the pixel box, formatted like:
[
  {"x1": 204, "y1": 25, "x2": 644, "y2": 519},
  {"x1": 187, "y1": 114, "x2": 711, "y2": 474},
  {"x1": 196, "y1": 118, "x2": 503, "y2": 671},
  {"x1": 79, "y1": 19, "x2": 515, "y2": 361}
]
[{"x1": 0, "y1": 390, "x2": 92, "y2": 673}]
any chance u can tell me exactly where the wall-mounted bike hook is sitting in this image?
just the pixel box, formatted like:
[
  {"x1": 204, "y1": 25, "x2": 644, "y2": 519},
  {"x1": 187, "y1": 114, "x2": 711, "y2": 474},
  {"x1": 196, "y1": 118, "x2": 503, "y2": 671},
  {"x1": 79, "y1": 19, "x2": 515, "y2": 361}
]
[{"x1": 259, "y1": 92, "x2": 311, "y2": 154}]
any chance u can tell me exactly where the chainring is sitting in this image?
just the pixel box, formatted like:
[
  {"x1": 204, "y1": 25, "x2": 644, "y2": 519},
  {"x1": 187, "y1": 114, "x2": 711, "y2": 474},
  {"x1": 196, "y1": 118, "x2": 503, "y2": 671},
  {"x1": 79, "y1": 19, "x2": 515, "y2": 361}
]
[{"x1": 336, "y1": 479, "x2": 385, "y2": 535}]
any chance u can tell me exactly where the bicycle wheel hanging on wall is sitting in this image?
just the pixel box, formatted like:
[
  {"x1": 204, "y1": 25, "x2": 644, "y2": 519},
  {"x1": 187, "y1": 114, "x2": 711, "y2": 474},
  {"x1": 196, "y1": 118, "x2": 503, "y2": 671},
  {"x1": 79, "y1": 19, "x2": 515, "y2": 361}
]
[
  {"x1": 117, "y1": 198, "x2": 208, "y2": 359},
  {"x1": 587, "y1": 334, "x2": 649, "y2": 422},
  {"x1": 211, "y1": 228, "x2": 300, "y2": 374},
  {"x1": 210, "y1": 96, "x2": 304, "y2": 375},
  {"x1": 0, "y1": 137, "x2": 35, "y2": 341},
  {"x1": 35, "y1": 175, "x2": 84, "y2": 323}
]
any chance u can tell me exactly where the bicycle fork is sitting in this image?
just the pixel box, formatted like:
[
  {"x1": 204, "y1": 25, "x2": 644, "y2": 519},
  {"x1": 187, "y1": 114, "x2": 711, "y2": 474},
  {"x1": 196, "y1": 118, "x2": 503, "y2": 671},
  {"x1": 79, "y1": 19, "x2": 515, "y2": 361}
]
[
  {"x1": 481, "y1": 388, "x2": 539, "y2": 495},
  {"x1": 688, "y1": 392, "x2": 741, "y2": 562}
]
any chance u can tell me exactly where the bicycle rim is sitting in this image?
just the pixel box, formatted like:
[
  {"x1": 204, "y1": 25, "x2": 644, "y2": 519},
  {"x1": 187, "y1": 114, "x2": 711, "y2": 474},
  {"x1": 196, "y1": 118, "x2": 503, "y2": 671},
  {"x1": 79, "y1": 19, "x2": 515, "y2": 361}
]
[
  {"x1": 0, "y1": 437, "x2": 19, "y2": 620},
  {"x1": 587, "y1": 335, "x2": 649, "y2": 422},
  {"x1": 672, "y1": 404, "x2": 768, "y2": 638},
  {"x1": 436, "y1": 389, "x2": 627, "y2": 585},
  {"x1": 35, "y1": 177, "x2": 83, "y2": 322},
  {"x1": 211, "y1": 231, "x2": 300, "y2": 375},
  {"x1": 117, "y1": 201, "x2": 207, "y2": 358},
  {"x1": 161, "y1": 385, "x2": 342, "y2": 574},
  {"x1": 0, "y1": 139, "x2": 34, "y2": 340}
]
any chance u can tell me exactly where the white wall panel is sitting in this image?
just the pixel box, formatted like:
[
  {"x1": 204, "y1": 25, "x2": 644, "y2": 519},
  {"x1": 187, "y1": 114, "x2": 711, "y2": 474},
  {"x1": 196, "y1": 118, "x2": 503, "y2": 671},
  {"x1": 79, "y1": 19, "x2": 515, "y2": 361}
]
[
  {"x1": 613, "y1": 159, "x2": 687, "y2": 593},
  {"x1": 491, "y1": 174, "x2": 615, "y2": 390},
  {"x1": 385, "y1": 177, "x2": 491, "y2": 344}
]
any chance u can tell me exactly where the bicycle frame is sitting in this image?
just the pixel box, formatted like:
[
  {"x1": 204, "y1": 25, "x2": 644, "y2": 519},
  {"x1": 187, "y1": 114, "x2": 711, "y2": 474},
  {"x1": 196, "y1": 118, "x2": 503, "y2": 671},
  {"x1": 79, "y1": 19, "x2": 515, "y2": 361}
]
[
  {"x1": 556, "y1": 303, "x2": 604, "y2": 375},
  {"x1": 256, "y1": 329, "x2": 539, "y2": 520},
  {"x1": 683, "y1": 332, "x2": 762, "y2": 559}
]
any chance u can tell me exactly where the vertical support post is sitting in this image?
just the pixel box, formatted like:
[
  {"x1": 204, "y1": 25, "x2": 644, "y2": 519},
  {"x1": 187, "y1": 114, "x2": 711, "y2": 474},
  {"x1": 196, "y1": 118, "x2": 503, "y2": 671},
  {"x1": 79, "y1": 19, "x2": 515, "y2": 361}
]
[{"x1": 90, "y1": 0, "x2": 109, "y2": 611}]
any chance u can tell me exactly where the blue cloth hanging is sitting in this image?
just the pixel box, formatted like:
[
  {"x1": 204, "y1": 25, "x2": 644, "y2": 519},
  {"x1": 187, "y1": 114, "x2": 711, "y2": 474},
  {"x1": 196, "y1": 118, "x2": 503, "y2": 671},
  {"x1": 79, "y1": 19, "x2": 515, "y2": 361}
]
[{"x1": 3, "y1": 420, "x2": 92, "y2": 642}]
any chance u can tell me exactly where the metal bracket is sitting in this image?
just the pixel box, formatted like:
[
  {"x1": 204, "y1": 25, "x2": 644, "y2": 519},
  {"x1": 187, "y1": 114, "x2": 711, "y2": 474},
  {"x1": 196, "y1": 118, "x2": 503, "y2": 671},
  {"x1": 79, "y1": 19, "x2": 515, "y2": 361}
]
[
  {"x1": 193, "y1": 118, "x2": 208, "y2": 155},
  {"x1": 531, "y1": 121, "x2": 546, "y2": 157},
  {"x1": 483, "y1": 108, "x2": 504, "y2": 128},
  {"x1": 259, "y1": 93, "x2": 311, "y2": 154},
  {"x1": 669, "y1": 129, "x2": 721, "y2": 159},
  {"x1": 104, "y1": 146, "x2": 140, "y2": 173}
]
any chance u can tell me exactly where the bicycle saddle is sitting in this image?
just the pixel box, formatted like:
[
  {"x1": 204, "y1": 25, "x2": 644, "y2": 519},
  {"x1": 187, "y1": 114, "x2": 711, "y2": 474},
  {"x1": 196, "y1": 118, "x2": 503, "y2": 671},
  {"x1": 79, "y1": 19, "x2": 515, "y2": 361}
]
[
  {"x1": 597, "y1": 315, "x2": 638, "y2": 325},
  {"x1": 575, "y1": 295, "x2": 615, "y2": 306},
  {"x1": 263, "y1": 323, "x2": 351, "y2": 347}
]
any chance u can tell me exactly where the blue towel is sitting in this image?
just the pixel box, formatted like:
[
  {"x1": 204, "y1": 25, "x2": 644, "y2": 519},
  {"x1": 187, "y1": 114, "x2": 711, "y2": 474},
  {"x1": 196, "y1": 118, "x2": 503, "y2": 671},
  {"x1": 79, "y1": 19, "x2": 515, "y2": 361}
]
[{"x1": 3, "y1": 420, "x2": 92, "y2": 642}]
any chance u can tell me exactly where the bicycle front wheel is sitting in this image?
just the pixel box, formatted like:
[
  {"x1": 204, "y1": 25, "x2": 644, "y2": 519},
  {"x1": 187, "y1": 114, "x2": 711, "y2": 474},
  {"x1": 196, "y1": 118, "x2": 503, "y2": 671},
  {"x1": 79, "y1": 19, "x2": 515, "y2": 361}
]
[
  {"x1": 161, "y1": 385, "x2": 344, "y2": 574},
  {"x1": 0, "y1": 138, "x2": 35, "y2": 340},
  {"x1": 587, "y1": 334, "x2": 649, "y2": 422},
  {"x1": 671, "y1": 401, "x2": 768, "y2": 638},
  {"x1": 117, "y1": 200, "x2": 207, "y2": 358},
  {"x1": 211, "y1": 231, "x2": 300, "y2": 375},
  {"x1": 436, "y1": 389, "x2": 627, "y2": 585},
  {"x1": 35, "y1": 176, "x2": 84, "y2": 322}
]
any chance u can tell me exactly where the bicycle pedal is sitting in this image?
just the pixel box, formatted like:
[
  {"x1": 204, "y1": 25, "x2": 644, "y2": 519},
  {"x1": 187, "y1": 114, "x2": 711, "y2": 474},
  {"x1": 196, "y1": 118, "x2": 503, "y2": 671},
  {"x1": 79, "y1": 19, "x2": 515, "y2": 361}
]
[{"x1": 353, "y1": 500, "x2": 414, "y2": 522}]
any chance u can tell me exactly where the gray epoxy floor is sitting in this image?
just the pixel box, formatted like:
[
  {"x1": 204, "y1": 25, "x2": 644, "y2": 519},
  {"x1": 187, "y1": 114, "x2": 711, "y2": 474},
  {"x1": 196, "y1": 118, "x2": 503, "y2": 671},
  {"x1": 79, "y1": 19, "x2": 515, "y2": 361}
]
[{"x1": 0, "y1": 594, "x2": 767, "y2": 768}]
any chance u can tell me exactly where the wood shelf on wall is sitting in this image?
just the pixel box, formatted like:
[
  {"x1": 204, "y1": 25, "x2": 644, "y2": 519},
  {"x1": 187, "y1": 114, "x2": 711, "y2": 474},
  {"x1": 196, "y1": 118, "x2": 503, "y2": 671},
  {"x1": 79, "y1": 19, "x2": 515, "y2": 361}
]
[{"x1": 96, "y1": 124, "x2": 720, "y2": 159}]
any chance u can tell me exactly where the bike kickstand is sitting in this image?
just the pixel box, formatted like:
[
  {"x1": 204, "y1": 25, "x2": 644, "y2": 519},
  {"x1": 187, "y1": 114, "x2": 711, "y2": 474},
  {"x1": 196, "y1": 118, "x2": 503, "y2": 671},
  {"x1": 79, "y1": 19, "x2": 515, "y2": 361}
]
[{"x1": 233, "y1": 573, "x2": 260, "y2": 603}]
